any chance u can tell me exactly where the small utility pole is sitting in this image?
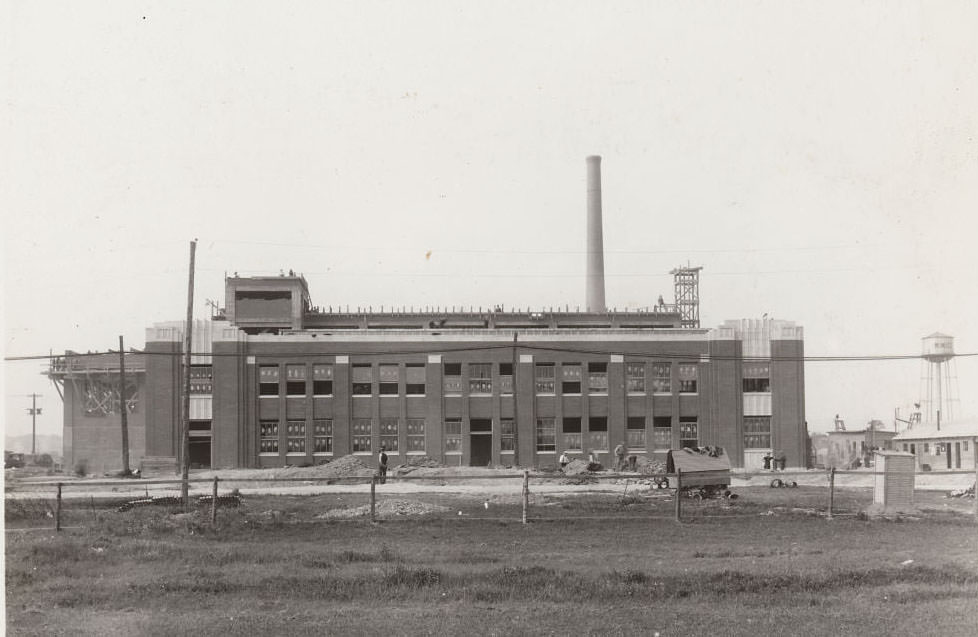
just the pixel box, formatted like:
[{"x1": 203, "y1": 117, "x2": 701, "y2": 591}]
[
  {"x1": 180, "y1": 239, "x2": 197, "y2": 505},
  {"x1": 119, "y1": 335, "x2": 130, "y2": 475},
  {"x1": 27, "y1": 393, "x2": 43, "y2": 460}
]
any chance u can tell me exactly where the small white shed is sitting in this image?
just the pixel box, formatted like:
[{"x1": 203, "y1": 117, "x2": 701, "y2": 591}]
[{"x1": 873, "y1": 451, "x2": 915, "y2": 510}]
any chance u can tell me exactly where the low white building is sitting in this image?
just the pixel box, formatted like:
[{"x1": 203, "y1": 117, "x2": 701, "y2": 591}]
[{"x1": 892, "y1": 419, "x2": 978, "y2": 472}]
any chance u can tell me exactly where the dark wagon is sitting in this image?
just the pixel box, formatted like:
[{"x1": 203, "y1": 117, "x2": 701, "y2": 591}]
[{"x1": 666, "y1": 447, "x2": 732, "y2": 498}]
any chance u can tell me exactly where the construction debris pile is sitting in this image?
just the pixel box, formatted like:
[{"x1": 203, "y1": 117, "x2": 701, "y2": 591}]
[
  {"x1": 315, "y1": 499, "x2": 450, "y2": 519},
  {"x1": 393, "y1": 456, "x2": 445, "y2": 476},
  {"x1": 117, "y1": 494, "x2": 242, "y2": 512},
  {"x1": 947, "y1": 483, "x2": 976, "y2": 499}
]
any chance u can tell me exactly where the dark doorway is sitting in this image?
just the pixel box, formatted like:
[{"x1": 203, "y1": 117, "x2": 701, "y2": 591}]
[
  {"x1": 470, "y1": 434, "x2": 492, "y2": 467},
  {"x1": 189, "y1": 439, "x2": 211, "y2": 469},
  {"x1": 947, "y1": 443, "x2": 952, "y2": 470},
  {"x1": 955, "y1": 442, "x2": 962, "y2": 469}
]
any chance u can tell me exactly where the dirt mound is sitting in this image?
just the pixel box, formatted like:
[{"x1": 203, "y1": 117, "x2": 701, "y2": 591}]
[
  {"x1": 315, "y1": 498, "x2": 450, "y2": 519},
  {"x1": 309, "y1": 455, "x2": 376, "y2": 479},
  {"x1": 561, "y1": 459, "x2": 591, "y2": 476},
  {"x1": 393, "y1": 456, "x2": 444, "y2": 476},
  {"x1": 636, "y1": 456, "x2": 666, "y2": 475}
]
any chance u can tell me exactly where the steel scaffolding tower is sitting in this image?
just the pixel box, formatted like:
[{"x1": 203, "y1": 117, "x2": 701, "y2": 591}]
[{"x1": 671, "y1": 265, "x2": 703, "y2": 328}]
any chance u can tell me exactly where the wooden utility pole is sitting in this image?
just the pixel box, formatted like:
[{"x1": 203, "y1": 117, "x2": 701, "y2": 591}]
[
  {"x1": 28, "y1": 393, "x2": 42, "y2": 460},
  {"x1": 119, "y1": 335, "x2": 130, "y2": 475},
  {"x1": 180, "y1": 239, "x2": 197, "y2": 505}
]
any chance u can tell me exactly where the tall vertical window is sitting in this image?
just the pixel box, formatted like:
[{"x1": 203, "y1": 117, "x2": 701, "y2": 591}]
[
  {"x1": 259, "y1": 366, "x2": 279, "y2": 397},
  {"x1": 445, "y1": 418, "x2": 462, "y2": 453},
  {"x1": 312, "y1": 364, "x2": 333, "y2": 396},
  {"x1": 535, "y1": 364, "x2": 555, "y2": 394},
  {"x1": 652, "y1": 363, "x2": 671, "y2": 393},
  {"x1": 742, "y1": 363, "x2": 771, "y2": 393},
  {"x1": 469, "y1": 363, "x2": 492, "y2": 394},
  {"x1": 352, "y1": 419, "x2": 372, "y2": 452},
  {"x1": 561, "y1": 364, "x2": 582, "y2": 394},
  {"x1": 743, "y1": 416, "x2": 771, "y2": 448},
  {"x1": 500, "y1": 418, "x2": 515, "y2": 451},
  {"x1": 588, "y1": 417, "x2": 608, "y2": 451},
  {"x1": 379, "y1": 364, "x2": 399, "y2": 396},
  {"x1": 588, "y1": 362, "x2": 608, "y2": 394},
  {"x1": 380, "y1": 417, "x2": 399, "y2": 451},
  {"x1": 352, "y1": 365, "x2": 373, "y2": 396},
  {"x1": 444, "y1": 363, "x2": 463, "y2": 395},
  {"x1": 626, "y1": 363, "x2": 645, "y2": 394},
  {"x1": 678, "y1": 364, "x2": 698, "y2": 394},
  {"x1": 286, "y1": 365, "x2": 306, "y2": 397},
  {"x1": 499, "y1": 363, "x2": 513, "y2": 394},
  {"x1": 679, "y1": 418, "x2": 698, "y2": 448},
  {"x1": 190, "y1": 365, "x2": 213, "y2": 394},
  {"x1": 259, "y1": 420, "x2": 279, "y2": 453},
  {"x1": 536, "y1": 418, "x2": 556, "y2": 452},
  {"x1": 562, "y1": 417, "x2": 582, "y2": 451},
  {"x1": 405, "y1": 364, "x2": 426, "y2": 395},
  {"x1": 313, "y1": 419, "x2": 332, "y2": 454},
  {"x1": 653, "y1": 416, "x2": 672, "y2": 450},
  {"x1": 626, "y1": 416, "x2": 646, "y2": 448},
  {"x1": 286, "y1": 421, "x2": 305, "y2": 453},
  {"x1": 406, "y1": 419, "x2": 425, "y2": 452}
]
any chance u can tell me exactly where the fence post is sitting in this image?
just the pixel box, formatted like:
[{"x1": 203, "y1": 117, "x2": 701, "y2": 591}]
[
  {"x1": 522, "y1": 470, "x2": 529, "y2": 525},
  {"x1": 827, "y1": 467, "x2": 836, "y2": 520},
  {"x1": 211, "y1": 476, "x2": 219, "y2": 525},
  {"x1": 183, "y1": 472, "x2": 190, "y2": 512},
  {"x1": 370, "y1": 475, "x2": 377, "y2": 523},
  {"x1": 973, "y1": 442, "x2": 977, "y2": 521},
  {"x1": 674, "y1": 469, "x2": 682, "y2": 522},
  {"x1": 56, "y1": 483, "x2": 63, "y2": 532}
]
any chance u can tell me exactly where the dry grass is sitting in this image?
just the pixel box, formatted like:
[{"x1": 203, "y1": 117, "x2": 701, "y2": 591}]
[{"x1": 6, "y1": 487, "x2": 978, "y2": 636}]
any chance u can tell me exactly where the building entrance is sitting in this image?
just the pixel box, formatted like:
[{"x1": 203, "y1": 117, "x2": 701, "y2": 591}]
[
  {"x1": 470, "y1": 434, "x2": 491, "y2": 467},
  {"x1": 189, "y1": 439, "x2": 211, "y2": 469}
]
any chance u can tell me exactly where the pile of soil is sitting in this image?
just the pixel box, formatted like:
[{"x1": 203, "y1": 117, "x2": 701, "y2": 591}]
[
  {"x1": 307, "y1": 455, "x2": 376, "y2": 479},
  {"x1": 561, "y1": 459, "x2": 591, "y2": 476},
  {"x1": 393, "y1": 456, "x2": 445, "y2": 476},
  {"x1": 315, "y1": 498, "x2": 450, "y2": 519},
  {"x1": 635, "y1": 456, "x2": 667, "y2": 475}
]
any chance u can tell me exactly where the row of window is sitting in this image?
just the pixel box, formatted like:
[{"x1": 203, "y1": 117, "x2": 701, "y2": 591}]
[
  {"x1": 258, "y1": 416, "x2": 775, "y2": 455},
  {"x1": 902, "y1": 441, "x2": 968, "y2": 455},
  {"x1": 257, "y1": 361, "x2": 722, "y2": 397}
]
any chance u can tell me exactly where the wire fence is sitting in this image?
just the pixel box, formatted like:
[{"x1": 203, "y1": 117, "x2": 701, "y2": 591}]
[{"x1": 6, "y1": 467, "x2": 976, "y2": 532}]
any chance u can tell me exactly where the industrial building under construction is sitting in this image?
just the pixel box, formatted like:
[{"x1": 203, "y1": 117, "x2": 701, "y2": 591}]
[{"x1": 47, "y1": 157, "x2": 807, "y2": 474}]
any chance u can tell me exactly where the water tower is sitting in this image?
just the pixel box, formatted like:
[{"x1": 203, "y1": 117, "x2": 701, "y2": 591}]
[{"x1": 920, "y1": 332, "x2": 958, "y2": 428}]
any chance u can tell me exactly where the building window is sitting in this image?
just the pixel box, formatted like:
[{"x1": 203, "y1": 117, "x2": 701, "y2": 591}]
[
  {"x1": 626, "y1": 363, "x2": 645, "y2": 394},
  {"x1": 560, "y1": 364, "x2": 582, "y2": 394},
  {"x1": 535, "y1": 364, "x2": 555, "y2": 394},
  {"x1": 352, "y1": 365, "x2": 373, "y2": 396},
  {"x1": 313, "y1": 364, "x2": 333, "y2": 396},
  {"x1": 499, "y1": 363, "x2": 513, "y2": 394},
  {"x1": 406, "y1": 364, "x2": 426, "y2": 396},
  {"x1": 536, "y1": 418, "x2": 556, "y2": 452},
  {"x1": 652, "y1": 363, "x2": 671, "y2": 394},
  {"x1": 923, "y1": 443, "x2": 929, "y2": 454},
  {"x1": 965, "y1": 441, "x2": 970, "y2": 452},
  {"x1": 742, "y1": 363, "x2": 771, "y2": 393},
  {"x1": 259, "y1": 420, "x2": 278, "y2": 453},
  {"x1": 286, "y1": 420, "x2": 305, "y2": 453},
  {"x1": 469, "y1": 363, "x2": 492, "y2": 394},
  {"x1": 445, "y1": 418, "x2": 462, "y2": 453},
  {"x1": 902, "y1": 443, "x2": 908, "y2": 452},
  {"x1": 352, "y1": 419, "x2": 372, "y2": 453},
  {"x1": 190, "y1": 365, "x2": 213, "y2": 394},
  {"x1": 379, "y1": 364, "x2": 399, "y2": 396},
  {"x1": 259, "y1": 366, "x2": 279, "y2": 397},
  {"x1": 313, "y1": 419, "x2": 332, "y2": 454},
  {"x1": 500, "y1": 418, "x2": 515, "y2": 451},
  {"x1": 679, "y1": 418, "x2": 698, "y2": 448},
  {"x1": 743, "y1": 416, "x2": 771, "y2": 448},
  {"x1": 588, "y1": 416, "x2": 608, "y2": 451},
  {"x1": 406, "y1": 419, "x2": 425, "y2": 452},
  {"x1": 380, "y1": 418, "x2": 399, "y2": 452},
  {"x1": 444, "y1": 363, "x2": 463, "y2": 395},
  {"x1": 626, "y1": 416, "x2": 646, "y2": 448},
  {"x1": 653, "y1": 416, "x2": 672, "y2": 450},
  {"x1": 588, "y1": 362, "x2": 608, "y2": 394},
  {"x1": 286, "y1": 365, "x2": 306, "y2": 397},
  {"x1": 678, "y1": 364, "x2": 698, "y2": 394},
  {"x1": 562, "y1": 417, "x2": 582, "y2": 451}
]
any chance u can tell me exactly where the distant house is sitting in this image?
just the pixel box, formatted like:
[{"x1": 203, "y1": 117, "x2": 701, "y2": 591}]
[
  {"x1": 823, "y1": 426, "x2": 896, "y2": 469},
  {"x1": 892, "y1": 419, "x2": 977, "y2": 472}
]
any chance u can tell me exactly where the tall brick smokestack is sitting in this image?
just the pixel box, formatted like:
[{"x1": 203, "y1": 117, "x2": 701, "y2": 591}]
[{"x1": 585, "y1": 155, "x2": 606, "y2": 312}]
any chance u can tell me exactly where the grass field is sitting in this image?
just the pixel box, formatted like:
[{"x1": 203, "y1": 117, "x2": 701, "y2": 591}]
[{"x1": 6, "y1": 486, "x2": 977, "y2": 636}]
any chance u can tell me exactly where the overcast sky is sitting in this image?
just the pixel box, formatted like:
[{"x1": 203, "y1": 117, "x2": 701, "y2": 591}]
[{"x1": 4, "y1": 1, "x2": 976, "y2": 443}]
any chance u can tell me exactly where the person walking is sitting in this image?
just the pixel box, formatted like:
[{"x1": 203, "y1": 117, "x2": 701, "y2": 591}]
[{"x1": 378, "y1": 446, "x2": 389, "y2": 484}]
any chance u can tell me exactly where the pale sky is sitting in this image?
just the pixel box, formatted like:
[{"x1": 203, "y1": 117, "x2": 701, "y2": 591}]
[{"x1": 3, "y1": 1, "x2": 977, "y2": 443}]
